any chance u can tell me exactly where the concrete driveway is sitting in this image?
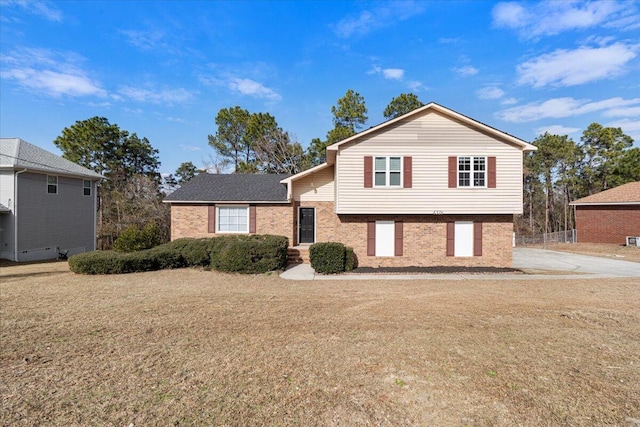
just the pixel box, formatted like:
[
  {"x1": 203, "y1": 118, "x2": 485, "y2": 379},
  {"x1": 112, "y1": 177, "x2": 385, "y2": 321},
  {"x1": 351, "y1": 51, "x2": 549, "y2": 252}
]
[{"x1": 513, "y1": 248, "x2": 640, "y2": 277}]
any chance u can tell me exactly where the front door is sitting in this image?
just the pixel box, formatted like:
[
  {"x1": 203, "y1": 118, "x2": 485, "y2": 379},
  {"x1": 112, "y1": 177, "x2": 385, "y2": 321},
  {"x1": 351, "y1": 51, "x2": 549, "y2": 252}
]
[{"x1": 299, "y1": 208, "x2": 315, "y2": 244}]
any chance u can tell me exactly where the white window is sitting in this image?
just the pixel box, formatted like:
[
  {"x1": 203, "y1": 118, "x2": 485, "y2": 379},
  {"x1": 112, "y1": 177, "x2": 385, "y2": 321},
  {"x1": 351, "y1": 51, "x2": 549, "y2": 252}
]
[
  {"x1": 374, "y1": 156, "x2": 402, "y2": 187},
  {"x1": 458, "y1": 156, "x2": 486, "y2": 187},
  {"x1": 454, "y1": 221, "x2": 474, "y2": 257},
  {"x1": 83, "y1": 180, "x2": 91, "y2": 196},
  {"x1": 375, "y1": 221, "x2": 395, "y2": 256},
  {"x1": 217, "y1": 206, "x2": 248, "y2": 233},
  {"x1": 47, "y1": 175, "x2": 58, "y2": 194}
]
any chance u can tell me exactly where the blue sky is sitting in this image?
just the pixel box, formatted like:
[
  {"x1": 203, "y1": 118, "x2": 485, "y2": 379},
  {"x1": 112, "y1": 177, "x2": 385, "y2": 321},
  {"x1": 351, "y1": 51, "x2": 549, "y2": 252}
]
[{"x1": 1, "y1": 0, "x2": 639, "y2": 175}]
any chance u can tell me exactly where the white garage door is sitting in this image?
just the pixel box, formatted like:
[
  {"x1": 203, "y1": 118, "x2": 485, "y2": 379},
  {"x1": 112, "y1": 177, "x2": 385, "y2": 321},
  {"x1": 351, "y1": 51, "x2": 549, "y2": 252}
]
[{"x1": 454, "y1": 221, "x2": 474, "y2": 257}]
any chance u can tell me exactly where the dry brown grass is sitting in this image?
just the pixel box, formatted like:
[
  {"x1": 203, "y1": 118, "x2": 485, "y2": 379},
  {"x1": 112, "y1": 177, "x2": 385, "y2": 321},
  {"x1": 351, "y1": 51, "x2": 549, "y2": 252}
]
[
  {"x1": 529, "y1": 243, "x2": 640, "y2": 263},
  {"x1": 2, "y1": 262, "x2": 639, "y2": 426}
]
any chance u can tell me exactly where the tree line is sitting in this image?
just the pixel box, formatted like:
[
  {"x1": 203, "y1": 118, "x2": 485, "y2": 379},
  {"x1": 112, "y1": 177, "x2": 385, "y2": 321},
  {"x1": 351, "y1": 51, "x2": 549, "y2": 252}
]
[
  {"x1": 521, "y1": 124, "x2": 638, "y2": 237},
  {"x1": 53, "y1": 90, "x2": 636, "y2": 248}
]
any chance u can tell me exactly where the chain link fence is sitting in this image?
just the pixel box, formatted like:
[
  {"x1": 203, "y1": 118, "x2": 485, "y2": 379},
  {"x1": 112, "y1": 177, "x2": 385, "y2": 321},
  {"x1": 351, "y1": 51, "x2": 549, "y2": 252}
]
[{"x1": 515, "y1": 229, "x2": 576, "y2": 246}]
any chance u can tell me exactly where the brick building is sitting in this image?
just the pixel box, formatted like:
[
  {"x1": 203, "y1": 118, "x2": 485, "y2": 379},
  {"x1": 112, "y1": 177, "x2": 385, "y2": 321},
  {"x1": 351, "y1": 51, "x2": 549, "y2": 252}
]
[
  {"x1": 570, "y1": 182, "x2": 640, "y2": 245},
  {"x1": 164, "y1": 103, "x2": 537, "y2": 267}
]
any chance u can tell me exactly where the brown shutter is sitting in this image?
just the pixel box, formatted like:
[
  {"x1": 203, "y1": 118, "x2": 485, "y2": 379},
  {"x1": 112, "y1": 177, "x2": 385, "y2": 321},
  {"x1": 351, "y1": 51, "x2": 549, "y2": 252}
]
[
  {"x1": 474, "y1": 222, "x2": 483, "y2": 256},
  {"x1": 208, "y1": 205, "x2": 216, "y2": 233},
  {"x1": 367, "y1": 221, "x2": 375, "y2": 256},
  {"x1": 488, "y1": 157, "x2": 496, "y2": 188},
  {"x1": 446, "y1": 222, "x2": 455, "y2": 256},
  {"x1": 364, "y1": 156, "x2": 373, "y2": 188},
  {"x1": 394, "y1": 221, "x2": 403, "y2": 256},
  {"x1": 403, "y1": 157, "x2": 412, "y2": 188},
  {"x1": 448, "y1": 157, "x2": 457, "y2": 188},
  {"x1": 249, "y1": 206, "x2": 256, "y2": 233}
]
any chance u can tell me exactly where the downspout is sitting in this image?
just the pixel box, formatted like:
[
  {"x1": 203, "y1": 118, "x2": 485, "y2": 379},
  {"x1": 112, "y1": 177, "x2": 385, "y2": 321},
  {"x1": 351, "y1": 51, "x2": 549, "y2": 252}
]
[
  {"x1": 93, "y1": 179, "x2": 97, "y2": 251},
  {"x1": 14, "y1": 168, "x2": 27, "y2": 262}
]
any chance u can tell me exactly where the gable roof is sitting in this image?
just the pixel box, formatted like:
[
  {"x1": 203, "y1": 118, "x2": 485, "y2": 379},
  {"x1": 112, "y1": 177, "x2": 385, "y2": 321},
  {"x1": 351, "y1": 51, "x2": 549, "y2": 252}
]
[
  {"x1": 163, "y1": 173, "x2": 291, "y2": 203},
  {"x1": 570, "y1": 182, "x2": 640, "y2": 206},
  {"x1": 324, "y1": 102, "x2": 536, "y2": 163},
  {"x1": 0, "y1": 138, "x2": 103, "y2": 180}
]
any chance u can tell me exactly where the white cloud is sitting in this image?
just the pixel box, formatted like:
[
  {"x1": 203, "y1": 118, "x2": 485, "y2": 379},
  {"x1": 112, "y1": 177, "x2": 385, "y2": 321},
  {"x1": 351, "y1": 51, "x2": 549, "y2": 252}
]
[
  {"x1": 492, "y1": 1, "x2": 636, "y2": 38},
  {"x1": 517, "y1": 43, "x2": 638, "y2": 88},
  {"x1": 496, "y1": 96, "x2": 640, "y2": 122},
  {"x1": 602, "y1": 106, "x2": 640, "y2": 118},
  {"x1": 501, "y1": 97, "x2": 518, "y2": 105},
  {"x1": 1, "y1": 48, "x2": 106, "y2": 97},
  {"x1": 534, "y1": 125, "x2": 580, "y2": 136},
  {"x1": 3, "y1": 0, "x2": 63, "y2": 22},
  {"x1": 118, "y1": 86, "x2": 194, "y2": 104},
  {"x1": 227, "y1": 78, "x2": 281, "y2": 100},
  {"x1": 369, "y1": 66, "x2": 405, "y2": 80},
  {"x1": 476, "y1": 86, "x2": 505, "y2": 100},
  {"x1": 383, "y1": 68, "x2": 404, "y2": 80},
  {"x1": 453, "y1": 65, "x2": 478, "y2": 76},
  {"x1": 332, "y1": 1, "x2": 427, "y2": 38}
]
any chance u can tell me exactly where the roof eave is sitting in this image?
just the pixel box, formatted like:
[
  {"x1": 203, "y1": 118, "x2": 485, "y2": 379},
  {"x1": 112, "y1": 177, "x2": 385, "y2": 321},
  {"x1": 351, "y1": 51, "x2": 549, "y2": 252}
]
[
  {"x1": 163, "y1": 199, "x2": 290, "y2": 204},
  {"x1": 570, "y1": 201, "x2": 640, "y2": 206}
]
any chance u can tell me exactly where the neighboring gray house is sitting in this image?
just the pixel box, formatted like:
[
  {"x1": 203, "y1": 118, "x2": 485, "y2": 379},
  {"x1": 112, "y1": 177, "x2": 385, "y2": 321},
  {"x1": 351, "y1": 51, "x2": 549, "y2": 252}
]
[{"x1": 0, "y1": 138, "x2": 103, "y2": 262}]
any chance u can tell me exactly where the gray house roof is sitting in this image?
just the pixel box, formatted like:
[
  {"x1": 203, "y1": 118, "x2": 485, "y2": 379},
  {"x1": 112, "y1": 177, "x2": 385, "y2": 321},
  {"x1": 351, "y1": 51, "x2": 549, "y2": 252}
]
[
  {"x1": 0, "y1": 138, "x2": 103, "y2": 180},
  {"x1": 164, "y1": 173, "x2": 291, "y2": 203}
]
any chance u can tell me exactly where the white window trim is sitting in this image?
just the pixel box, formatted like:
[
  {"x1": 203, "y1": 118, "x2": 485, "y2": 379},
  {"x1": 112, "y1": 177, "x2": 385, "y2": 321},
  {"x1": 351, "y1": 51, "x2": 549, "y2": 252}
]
[
  {"x1": 373, "y1": 156, "x2": 403, "y2": 188},
  {"x1": 47, "y1": 175, "x2": 58, "y2": 194},
  {"x1": 457, "y1": 156, "x2": 487, "y2": 188},
  {"x1": 216, "y1": 205, "x2": 249, "y2": 234},
  {"x1": 83, "y1": 179, "x2": 91, "y2": 196}
]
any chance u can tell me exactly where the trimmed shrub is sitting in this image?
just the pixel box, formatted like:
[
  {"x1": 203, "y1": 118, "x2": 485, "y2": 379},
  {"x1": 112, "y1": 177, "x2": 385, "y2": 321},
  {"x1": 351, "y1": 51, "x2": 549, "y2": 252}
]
[
  {"x1": 309, "y1": 242, "x2": 348, "y2": 274},
  {"x1": 345, "y1": 246, "x2": 357, "y2": 271},
  {"x1": 69, "y1": 235, "x2": 288, "y2": 275},
  {"x1": 211, "y1": 235, "x2": 288, "y2": 274},
  {"x1": 113, "y1": 222, "x2": 162, "y2": 252}
]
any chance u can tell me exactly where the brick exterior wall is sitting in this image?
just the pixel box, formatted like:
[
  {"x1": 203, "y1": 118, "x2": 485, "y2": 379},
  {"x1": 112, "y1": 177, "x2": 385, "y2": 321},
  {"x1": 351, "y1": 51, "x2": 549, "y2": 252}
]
[
  {"x1": 575, "y1": 205, "x2": 640, "y2": 244},
  {"x1": 297, "y1": 201, "x2": 514, "y2": 267},
  {"x1": 171, "y1": 204, "x2": 295, "y2": 244}
]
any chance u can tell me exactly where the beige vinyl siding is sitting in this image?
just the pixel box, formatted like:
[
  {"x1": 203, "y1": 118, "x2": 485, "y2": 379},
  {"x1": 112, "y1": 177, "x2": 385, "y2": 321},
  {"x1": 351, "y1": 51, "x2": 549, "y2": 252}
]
[
  {"x1": 292, "y1": 164, "x2": 335, "y2": 202},
  {"x1": 335, "y1": 111, "x2": 524, "y2": 215}
]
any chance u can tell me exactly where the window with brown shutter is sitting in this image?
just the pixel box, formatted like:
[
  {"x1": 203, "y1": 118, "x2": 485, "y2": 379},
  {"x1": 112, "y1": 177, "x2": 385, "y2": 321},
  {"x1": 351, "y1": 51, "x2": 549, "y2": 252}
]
[
  {"x1": 394, "y1": 221, "x2": 403, "y2": 256},
  {"x1": 249, "y1": 206, "x2": 256, "y2": 233},
  {"x1": 367, "y1": 221, "x2": 375, "y2": 256},
  {"x1": 208, "y1": 205, "x2": 216, "y2": 233},
  {"x1": 403, "y1": 157, "x2": 412, "y2": 188},
  {"x1": 446, "y1": 222, "x2": 455, "y2": 256},
  {"x1": 364, "y1": 156, "x2": 373, "y2": 188},
  {"x1": 474, "y1": 222, "x2": 483, "y2": 256}
]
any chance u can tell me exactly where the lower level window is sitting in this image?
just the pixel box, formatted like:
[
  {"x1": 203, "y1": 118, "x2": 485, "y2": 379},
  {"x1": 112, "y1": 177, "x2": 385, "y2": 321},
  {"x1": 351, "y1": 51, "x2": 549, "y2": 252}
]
[{"x1": 217, "y1": 206, "x2": 248, "y2": 233}]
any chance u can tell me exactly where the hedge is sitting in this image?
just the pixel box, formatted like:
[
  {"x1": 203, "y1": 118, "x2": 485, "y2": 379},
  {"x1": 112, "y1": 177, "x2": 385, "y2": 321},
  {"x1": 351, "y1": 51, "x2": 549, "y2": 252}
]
[
  {"x1": 309, "y1": 242, "x2": 356, "y2": 274},
  {"x1": 69, "y1": 235, "x2": 288, "y2": 275}
]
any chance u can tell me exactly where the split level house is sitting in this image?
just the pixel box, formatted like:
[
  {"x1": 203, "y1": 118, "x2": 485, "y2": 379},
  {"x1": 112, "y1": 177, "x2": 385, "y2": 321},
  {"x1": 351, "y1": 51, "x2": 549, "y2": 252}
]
[
  {"x1": 164, "y1": 103, "x2": 537, "y2": 268},
  {"x1": 0, "y1": 138, "x2": 103, "y2": 262}
]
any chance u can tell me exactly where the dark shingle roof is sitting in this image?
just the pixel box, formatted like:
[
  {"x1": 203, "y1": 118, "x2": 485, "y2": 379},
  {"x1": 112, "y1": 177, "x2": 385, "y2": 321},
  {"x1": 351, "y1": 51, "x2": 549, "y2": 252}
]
[{"x1": 164, "y1": 173, "x2": 291, "y2": 202}]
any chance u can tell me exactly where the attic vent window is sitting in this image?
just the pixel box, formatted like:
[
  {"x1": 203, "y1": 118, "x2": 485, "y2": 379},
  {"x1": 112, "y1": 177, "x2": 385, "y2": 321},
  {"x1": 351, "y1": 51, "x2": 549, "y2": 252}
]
[{"x1": 47, "y1": 175, "x2": 58, "y2": 194}]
